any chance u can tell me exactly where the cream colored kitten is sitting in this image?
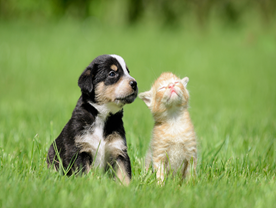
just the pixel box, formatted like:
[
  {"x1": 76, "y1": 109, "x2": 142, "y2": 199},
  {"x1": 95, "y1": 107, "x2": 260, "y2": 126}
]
[{"x1": 139, "y1": 72, "x2": 197, "y2": 182}]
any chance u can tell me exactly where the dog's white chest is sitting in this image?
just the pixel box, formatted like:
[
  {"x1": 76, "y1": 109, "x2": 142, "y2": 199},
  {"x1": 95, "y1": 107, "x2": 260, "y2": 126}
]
[
  {"x1": 79, "y1": 117, "x2": 107, "y2": 169},
  {"x1": 92, "y1": 117, "x2": 107, "y2": 168}
]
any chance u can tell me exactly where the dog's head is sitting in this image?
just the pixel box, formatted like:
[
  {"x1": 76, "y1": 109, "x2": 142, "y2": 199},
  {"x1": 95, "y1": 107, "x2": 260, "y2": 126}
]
[{"x1": 78, "y1": 54, "x2": 138, "y2": 114}]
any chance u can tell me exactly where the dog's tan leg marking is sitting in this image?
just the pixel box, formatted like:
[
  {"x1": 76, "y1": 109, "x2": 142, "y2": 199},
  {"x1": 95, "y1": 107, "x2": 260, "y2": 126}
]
[{"x1": 115, "y1": 161, "x2": 130, "y2": 186}]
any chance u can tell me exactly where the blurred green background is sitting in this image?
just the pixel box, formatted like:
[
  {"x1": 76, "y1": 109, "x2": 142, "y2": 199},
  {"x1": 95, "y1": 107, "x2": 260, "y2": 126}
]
[
  {"x1": 1, "y1": 0, "x2": 276, "y2": 26},
  {"x1": 0, "y1": 1, "x2": 276, "y2": 208}
]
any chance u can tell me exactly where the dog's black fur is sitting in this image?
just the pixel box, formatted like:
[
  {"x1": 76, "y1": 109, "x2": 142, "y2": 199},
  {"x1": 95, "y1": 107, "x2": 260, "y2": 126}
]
[{"x1": 47, "y1": 55, "x2": 137, "y2": 184}]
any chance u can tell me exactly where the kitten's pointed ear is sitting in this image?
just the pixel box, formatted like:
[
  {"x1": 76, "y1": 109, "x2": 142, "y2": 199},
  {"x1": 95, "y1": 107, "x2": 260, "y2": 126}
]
[
  {"x1": 181, "y1": 77, "x2": 189, "y2": 88},
  {"x1": 139, "y1": 90, "x2": 152, "y2": 108}
]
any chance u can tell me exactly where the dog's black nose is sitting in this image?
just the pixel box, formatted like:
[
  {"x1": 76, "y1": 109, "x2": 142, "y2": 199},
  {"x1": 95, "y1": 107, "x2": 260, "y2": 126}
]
[{"x1": 129, "y1": 80, "x2": 137, "y2": 91}]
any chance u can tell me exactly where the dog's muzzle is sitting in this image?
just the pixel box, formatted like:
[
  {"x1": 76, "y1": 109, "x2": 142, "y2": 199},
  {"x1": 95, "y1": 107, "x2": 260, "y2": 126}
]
[{"x1": 116, "y1": 80, "x2": 138, "y2": 104}]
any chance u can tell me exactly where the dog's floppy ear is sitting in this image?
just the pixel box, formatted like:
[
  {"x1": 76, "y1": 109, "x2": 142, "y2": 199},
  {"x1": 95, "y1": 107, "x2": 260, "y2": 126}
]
[{"x1": 78, "y1": 64, "x2": 96, "y2": 94}]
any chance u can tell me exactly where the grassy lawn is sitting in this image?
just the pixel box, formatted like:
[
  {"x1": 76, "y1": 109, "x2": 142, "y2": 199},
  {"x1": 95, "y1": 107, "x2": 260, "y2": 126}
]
[{"x1": 0, "y1": 20, "x2": 275, "y2": 207}]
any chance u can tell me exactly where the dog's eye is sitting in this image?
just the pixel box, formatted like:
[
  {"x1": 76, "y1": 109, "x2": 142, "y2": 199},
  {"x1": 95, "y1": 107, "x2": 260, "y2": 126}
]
[{"x1": 109, "y1": 71, "x2": 116, "y2": 77}]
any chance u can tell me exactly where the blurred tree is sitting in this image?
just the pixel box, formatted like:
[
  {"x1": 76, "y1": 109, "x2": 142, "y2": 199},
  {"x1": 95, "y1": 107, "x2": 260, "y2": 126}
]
[
  {"x1": 156, "y1": 0, "x2": 189, "y2": 25},
  {"x1": 193, "y1": 0, "x2": 214, "y2": 27},
  {"x1": 51, "y1": 0, "x2": 91, "y2": 18},
  {"x1": 216, "y1": 0, "x2": 248, "y2": 26},
  {"x1": 0, "y1": 0, "x2": 275, "y2": 27},
  {"x1": 257, "y1": 0, "x2": 276, "y2": 24},
  {"x1": 0, "y1": 0, "x2": 10, "y2": 18},
  {"x1": 127, "y1": 0, "x2": 144, "y2": 23}
]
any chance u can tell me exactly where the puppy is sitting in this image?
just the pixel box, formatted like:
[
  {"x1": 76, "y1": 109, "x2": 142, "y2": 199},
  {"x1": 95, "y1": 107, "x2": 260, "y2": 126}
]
[{"x1": 47, "y1": 54, "x2": 138, "y2": 185}]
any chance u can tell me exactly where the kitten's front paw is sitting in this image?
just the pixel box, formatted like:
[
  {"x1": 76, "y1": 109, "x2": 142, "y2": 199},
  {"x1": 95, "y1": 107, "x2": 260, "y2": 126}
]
[
  {"x1": 157, "y1": 178, "x2": 165, "y2": 186},
  {"x1": 156, "y1": 169, "x2": 165, "y2": 186}
]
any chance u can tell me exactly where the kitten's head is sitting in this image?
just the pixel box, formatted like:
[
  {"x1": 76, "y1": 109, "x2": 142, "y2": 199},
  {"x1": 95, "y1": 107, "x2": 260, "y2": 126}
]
[{"x1": 139, "y1": 72, "x2": 189, "y2": 118}]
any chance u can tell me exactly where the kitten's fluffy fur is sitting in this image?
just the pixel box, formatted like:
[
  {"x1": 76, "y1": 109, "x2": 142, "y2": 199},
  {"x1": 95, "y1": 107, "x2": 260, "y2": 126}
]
[{"x1": 139, "y1": 72, "x2": 197, "y2": 182}]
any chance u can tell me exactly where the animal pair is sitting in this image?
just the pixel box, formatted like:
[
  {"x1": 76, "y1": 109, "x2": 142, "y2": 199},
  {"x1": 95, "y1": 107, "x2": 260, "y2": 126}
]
[{"x1": 47, "y1": 54, "x2": 197, "y2": 185}]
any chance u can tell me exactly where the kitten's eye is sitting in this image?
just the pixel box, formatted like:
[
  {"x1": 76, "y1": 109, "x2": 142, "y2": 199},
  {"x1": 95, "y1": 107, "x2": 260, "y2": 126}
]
[
  {"x1": 109, "y1": 71, "x2": 116, "y2": 77},
  {"x1": 158, "y1": 86, "x2": 166, "y2": 91}
]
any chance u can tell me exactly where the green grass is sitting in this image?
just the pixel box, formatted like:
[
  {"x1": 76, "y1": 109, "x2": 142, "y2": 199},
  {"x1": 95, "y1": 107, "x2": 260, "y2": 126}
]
[{"x1": 0, "y1": 20, "x2": 276, "y2": 208}]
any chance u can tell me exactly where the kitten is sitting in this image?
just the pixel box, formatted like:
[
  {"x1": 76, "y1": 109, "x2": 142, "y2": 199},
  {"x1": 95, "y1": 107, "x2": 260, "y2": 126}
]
[{"x1": 139, "y1": 72, "x2": 197, "y2": 182}]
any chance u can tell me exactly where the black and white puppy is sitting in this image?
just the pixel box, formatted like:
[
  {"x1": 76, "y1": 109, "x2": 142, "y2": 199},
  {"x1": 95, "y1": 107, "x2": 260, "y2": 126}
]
[{"x1": 47, "y1": 54, "x2": 138, "y2": 185}]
